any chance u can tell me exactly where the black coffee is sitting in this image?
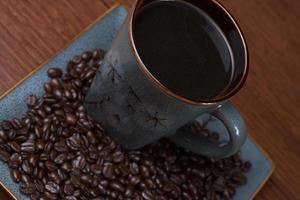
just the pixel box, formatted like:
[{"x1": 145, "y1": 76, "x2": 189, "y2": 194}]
[{"x1": 133, "y1": 1, "x2": 233, "y2": 101}]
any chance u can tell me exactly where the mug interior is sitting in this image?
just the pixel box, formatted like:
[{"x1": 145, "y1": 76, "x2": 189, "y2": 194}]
[{"x1": 129, "y1": 0, "x2": 248, "y2": 105}]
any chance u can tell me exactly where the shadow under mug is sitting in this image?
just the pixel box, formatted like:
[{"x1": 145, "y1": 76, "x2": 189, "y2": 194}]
[{"x1": 85, "y1": 0, "x2": 248, "y2": 158}]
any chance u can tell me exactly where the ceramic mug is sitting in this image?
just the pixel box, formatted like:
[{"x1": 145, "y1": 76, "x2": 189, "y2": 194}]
[{"x1": 85, "y1": 0, "x2": 248, "y2": 158}]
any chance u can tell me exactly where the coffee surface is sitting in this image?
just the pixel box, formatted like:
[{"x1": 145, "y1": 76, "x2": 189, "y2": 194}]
[{"x1": 133, "y1": 1, "x2": 233, "y2": 101}]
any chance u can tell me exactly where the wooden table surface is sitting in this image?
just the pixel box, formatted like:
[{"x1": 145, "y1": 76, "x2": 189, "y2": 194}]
[{"x1": 0, "y1": 0, "x2": 299, "y2": 199}]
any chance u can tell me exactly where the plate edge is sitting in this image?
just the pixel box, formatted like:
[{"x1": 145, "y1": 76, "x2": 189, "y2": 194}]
[{"x1": 249, "y1": 135, "x2": 275, "y2": 200}]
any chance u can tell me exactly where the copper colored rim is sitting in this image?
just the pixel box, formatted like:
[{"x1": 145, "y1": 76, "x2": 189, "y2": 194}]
[{"x1": 128, "y1": 0, "x2": 249, "y2": 105}]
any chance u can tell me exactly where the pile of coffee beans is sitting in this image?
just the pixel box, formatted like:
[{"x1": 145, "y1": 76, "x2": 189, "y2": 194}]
[{"x1": 0, "y1": 49, "x2": 251, "y2": 200}]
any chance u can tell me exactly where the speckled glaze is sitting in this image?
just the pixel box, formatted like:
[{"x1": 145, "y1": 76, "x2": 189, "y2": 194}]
[
  {"x1": 0, "y1": 6, "x2": 273, "y2": 200},
  {"x1": 85, "y1": 0, "x2": 247, "y2": 158}
]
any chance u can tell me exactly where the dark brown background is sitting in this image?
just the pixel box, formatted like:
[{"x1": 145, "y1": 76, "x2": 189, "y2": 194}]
[{"x1": 0, "y1": 0, "x2": 299, "y2": 199}]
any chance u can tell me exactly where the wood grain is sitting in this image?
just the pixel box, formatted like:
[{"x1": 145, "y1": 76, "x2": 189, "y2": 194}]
[{"x1": 0, "y1": 0, "x2": 299, "y2": 199}]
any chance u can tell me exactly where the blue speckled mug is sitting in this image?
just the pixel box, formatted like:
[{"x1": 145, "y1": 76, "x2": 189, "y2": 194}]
[{"x1": 85, "y1": 0, "x2": 248, "y2": 158}]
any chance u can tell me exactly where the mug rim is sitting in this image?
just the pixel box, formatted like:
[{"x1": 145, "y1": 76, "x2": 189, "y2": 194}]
[{"x1": 128, "y1": 0, "x2": 249, "y2": 105}]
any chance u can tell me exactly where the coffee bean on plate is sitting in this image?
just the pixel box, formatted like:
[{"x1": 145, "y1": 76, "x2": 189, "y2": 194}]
[{"x1": 0, "y1": 49, "x2": 251, "y2": 200}]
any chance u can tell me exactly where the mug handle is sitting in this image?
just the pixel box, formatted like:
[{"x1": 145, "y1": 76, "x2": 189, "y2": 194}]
[{"x1": 169, "y1": 102, "x2": 247, "y2": 158}]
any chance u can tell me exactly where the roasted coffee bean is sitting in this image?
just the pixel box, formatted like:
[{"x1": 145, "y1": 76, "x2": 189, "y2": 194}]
[
  {"x1": 92, "y1": 49, "x2": 105, "y2": 61},
  {"x1": 27, "y1": 95, "x2": 38, "y2": 108},
  {"x1": 39, "y1": 153, "x2": 49, "y2": 161},
  {"x1": 103, "y1": 162, "x2": 114, "y2": 179},
  {"x1": 0, "y1": 130, "x2": 8, "y2": 141},
  {"x1": 37, "y1": 109, "x2": 47, "y2": 119},
  {"x1": 11, "y1": 118, "x2": 23, "y2": 130},
  {"x1": 64, "y1": 184, "x2": 74, "y2": 195},
  {"x1": 54, "y1": 153, "x2": 68, "y2": 164},
  {"x1": 109, "y1": 181, "x2": 125, "y2": 193},
  {"x1": 45, "y1": 181, "x2": 60, "y2": 194},
  {"x1": 90, "y1": 163, "x2": 102, "y2": 175},
  {"x1": 45, "y1": 191, "x2": 58, "y2": 200},
  {"x1": 21, "y1": 174, "x2": 31, "y2": 183},
  {"x1": 73, "y1": 79, "x2": 83, "y2": 88},
  {"x1": 129, "y1": 162, "x2": 139, "y2": 175},
  {"x1": 72, "y1": 155, "x2": 86, "y2": 169},
  {"x1": 7, "y1": 129, "x2": 16, "y2": 140},
  {"x1": 62, "y1": 162, "x2": 72, "y2": 172},
  {"x1": 9, "y1": 153, "x2": 22, "y2": 168},
  {"x1": 53, "y1": 88, "x2": 63, "y2": 100},
  {"x1": 81, "y1": 51, "x2": 92, "y2": 60},
  {"x1": 28, "y1": 155, "x2": 38, "y2": 166},
  {"x1": 35, "y1": 179, "x2": 45, "y2": 193},
  {"x1": 44, "y1": 82, "x2": 53, "y2": 94},
  {"x1": 124, "y1": 185, "x2": 134, "y2": 197},
  {"x1": 45, "y1": 160, "x2": 57, "y2": 171},
  {"x1": 112, "y1": 151, "x2": 124, "y2": 163},
  {"x1": 44, "y1": 142, "x2": 53, "y2": 153},
  {"x1": 43, "y1": 105, "x2": 53, "y2": 114},
  {"x1": 0, "y1": 149, "x2": 10, "y2": 162},
  {"x1": 70, "y1": 174, "x2": 81, "y2": 188},
  {"x1": 36, "y1": 139, "x2": 45, "y2": 151},
  {"x1": 54, "y1": 140, "x2": 68, "y2": 152},
  {"x1": 72, "y1": 55, "x2": 81, "y2": 64},
  {"x1": 34, "y1": 126, "x2": 42, "y2": 139},
  {"x1": 30, "y1": 193, "x2": 40, "y2": 200},
  {"x1": 48, "y1": 68, "x2": 63, "y2": 78},
  {"x1": 20, "y1": 182, "x2": 36, "y2": 195},
  {"x1": 130, "y1": 176, "x2": 141, "y2": 185},
  {"x1": 11, "y1": 169, "x2": 21, "y2": 182},
  {"x1": 66, "y1": 113, "x2": 78, "y2": 125},
  {"x1": 66, "y1": 133, "x2": 81, "y2": 150},
  {"x1": 22, "y1": 160, "x2": 33, "y2": 174},
  {"x1": 86, "y1": 131, "x2": 97, "y2": 144},
  {"x1": 21, "y1": 141, "x2": 35, "y2": 153},
  {"x1": 118, "y1": 163, "x2": 129, "y2": 175},
  {"x1": 50, "y1": 150, "x2": 58, "y2": 161},
  {"x1": 142, "y1": 190, "x2": 154, "y2": 200},
  {"x1": 82, "y1": 70, "x2": 96, "y2": 81},
  {"x1": 50, "y1": 78, "x2": 62, "y2": 88},
  {"x1": 43, "y1": 97, "x2": 57, "y2": 104},
  {"x1": 232, "y1": 173, "x2": 247, "y2": 184},
  {"x1": 242, "y1": 161, "x2": 252, "y2": 173},
  {"x1": 140, "y1": 165, "x2": 150, "y2": 178}
]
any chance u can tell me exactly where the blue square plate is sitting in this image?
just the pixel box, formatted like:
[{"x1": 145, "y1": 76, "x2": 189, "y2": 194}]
[{"x1": 0, "y1": 5, "x2": 274, "y2": 200}]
